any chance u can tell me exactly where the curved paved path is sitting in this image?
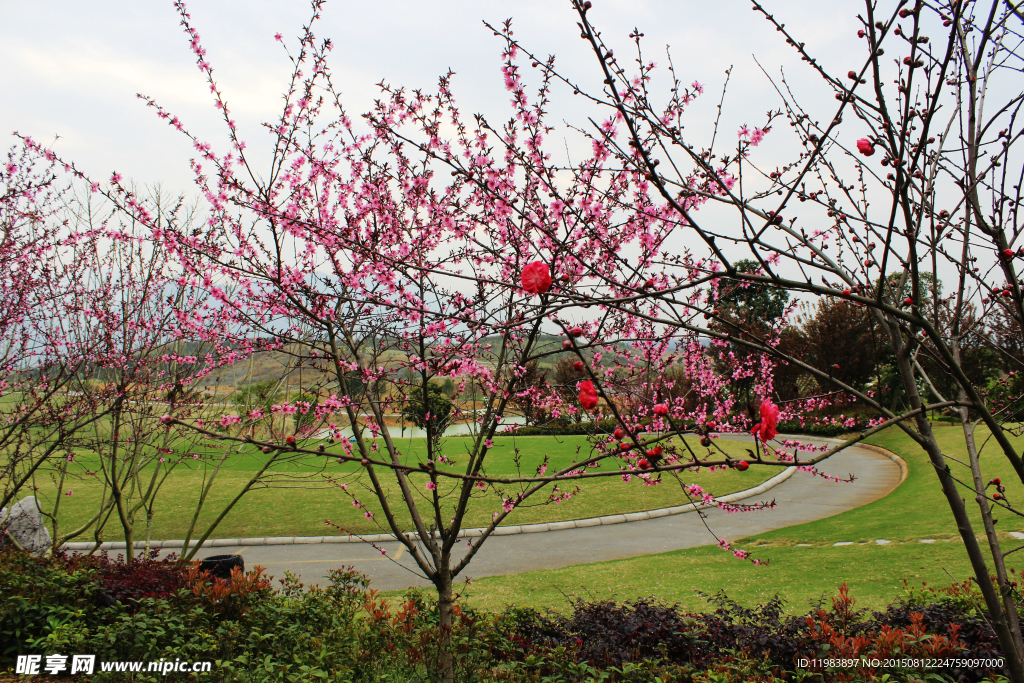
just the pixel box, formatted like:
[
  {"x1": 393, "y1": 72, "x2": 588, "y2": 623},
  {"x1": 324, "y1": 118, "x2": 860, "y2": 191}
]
[{"x1": 171, "y1": 436, "x2": 904, "y2": 590}]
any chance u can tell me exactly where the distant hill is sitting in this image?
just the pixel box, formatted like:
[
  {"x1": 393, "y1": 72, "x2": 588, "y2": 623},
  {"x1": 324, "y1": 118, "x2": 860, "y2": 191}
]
[{"x1": 196, "y1": 331, "x2": 641, "y2": 395}]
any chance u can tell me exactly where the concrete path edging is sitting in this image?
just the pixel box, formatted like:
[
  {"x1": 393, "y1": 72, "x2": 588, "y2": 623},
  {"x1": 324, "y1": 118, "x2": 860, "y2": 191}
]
[
  {"x1": 61, "y1": 464, "x2": 799, "y2": 552},
  {"x1": 211, "y1": 437, "x2": 908, "y2": 590},
  {"x1": 855, "y1": 443, "x2": 909, "y2": 485}
]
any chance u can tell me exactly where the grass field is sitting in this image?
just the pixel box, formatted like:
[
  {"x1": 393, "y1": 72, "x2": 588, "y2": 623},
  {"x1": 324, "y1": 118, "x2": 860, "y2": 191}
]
[
  {"x1": 23, "y1": 434, "x2": 776, "y2": 542},
  {"x1": 458, "y1": 425, "x2": 1024, "y2": 615}
]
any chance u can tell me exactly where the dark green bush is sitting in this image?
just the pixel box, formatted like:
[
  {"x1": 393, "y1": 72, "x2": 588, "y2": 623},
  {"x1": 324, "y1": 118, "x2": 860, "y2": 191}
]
[
  {"x1": 3, "y1": 548, "x2": 1015, "y2": 682},
  {"x1": 0, "y1": 548, "x2": 102, "y2": 658},
  {"x1": 776, "y1": 420, "x2": 865, "y2": 437},
  {"x1": 0, "y1": 550, "x2": 510, "y2": 682},
  {"x1": 503, "y1": 419, "x2": 619, "y2": 437}
]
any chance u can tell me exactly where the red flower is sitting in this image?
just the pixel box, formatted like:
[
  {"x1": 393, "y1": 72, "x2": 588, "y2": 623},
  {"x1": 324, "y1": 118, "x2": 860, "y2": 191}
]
[
  {"x1": 856, "y1": 138, "x2": 875, "y2": 156},
  {"x1": 573, "y1": 361, "x2": 584, "y2": 372},
  {"x1": 613, "y1": 428, "x2": 624, "y2": 439},
  {"x1": 750, "y1": 401, "x2": 780, "y2": 442},
  {"x1": 578, "y1": 380, "x2": 599, "y2": 410},
  {"x1": 653, "y1": 403, "x2": 669, "y2": 416},
  {"x1": 638, "y1": 459, "x2": 651, "y2": 470},
  {"x1": 735, "y1": 460, "x2": 749, "y2": 471},
  {"x1": 521, "y1": 261, "x2": 552, "y2": 294}
]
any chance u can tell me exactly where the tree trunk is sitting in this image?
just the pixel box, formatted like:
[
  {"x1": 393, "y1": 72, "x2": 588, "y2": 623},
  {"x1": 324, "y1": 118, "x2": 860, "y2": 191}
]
[
  {"x1": 435, "y1": 569, "x2": 454, "y2": 683},
  {"x1": 963, "y1": 419, "x2": 1024, "y2": 663},
  {"x1": 893, "y1": 341, "x2": 1024, "y2": 681}
]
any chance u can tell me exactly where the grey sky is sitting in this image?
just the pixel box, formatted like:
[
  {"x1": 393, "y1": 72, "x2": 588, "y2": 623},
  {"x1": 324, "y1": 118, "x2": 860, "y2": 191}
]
[{"x1": 1, "y1": 0, "x2": 864, "y2": 194}]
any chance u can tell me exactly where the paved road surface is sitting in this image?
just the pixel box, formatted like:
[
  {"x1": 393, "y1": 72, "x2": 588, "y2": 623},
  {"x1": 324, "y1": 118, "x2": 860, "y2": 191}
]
[{"x1": 174, "y1": 436, "x2": 902, "y2": 591}]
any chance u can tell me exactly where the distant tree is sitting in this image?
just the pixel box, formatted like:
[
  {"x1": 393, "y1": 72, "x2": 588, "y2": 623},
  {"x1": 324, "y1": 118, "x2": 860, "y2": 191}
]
[
  {"x1": 343, "y1": 371, "x2": 366, "y2": 398},
  {"x1": 916, "y1": 300, "x2": 1001, "y2": 420},
  {"x1": 232, "y1": 379, "x2": 282, "y2": 421},
  {"x1": 709, "y1": 260, "x2": 796, "y2": 419},
  {"x1": 551, "y1": 357, "x2": 587, "y2": 423},
  {"x1": 290, "y1": 390, "x2": 320, "y2": 432},
  {"x1": 799, "y1": 298, "x2": 878, "y2": 392},
  {"x1": 400, "y1": 383, "x2": 454, "y2": 445},
  {"x1": 508, "y1": 360, "x2": 548, "y2": 424},
  {"x1": 772, "y1": 328, "x2": 807, "y2": 403},
  {"x1": 656, "y1": 365, "x2": 700, "y2": 413},
  {"x1": 718, "y1": 259, "x2": 790, "y2": 322}
]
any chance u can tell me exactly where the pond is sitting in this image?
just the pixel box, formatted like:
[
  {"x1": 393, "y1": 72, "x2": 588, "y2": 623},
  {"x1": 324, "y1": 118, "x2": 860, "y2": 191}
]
[{"x1": 315, "y1": 415, "x2": 527, "y2": 440}]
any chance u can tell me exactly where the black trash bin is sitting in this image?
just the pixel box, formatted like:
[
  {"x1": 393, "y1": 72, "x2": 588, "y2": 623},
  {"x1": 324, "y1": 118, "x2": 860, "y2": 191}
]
[{"x1": 200, "y1": 554, "x2": 244, "y2": 581}]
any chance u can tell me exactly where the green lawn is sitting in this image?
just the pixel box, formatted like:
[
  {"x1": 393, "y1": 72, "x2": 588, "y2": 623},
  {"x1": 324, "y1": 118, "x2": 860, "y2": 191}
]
[
  {"x1": 24, "y1": 435, "x2": 776, "y2": 542},
  {"x1": 460, "y1": 425, "x2": 1024, "y2": 614}
]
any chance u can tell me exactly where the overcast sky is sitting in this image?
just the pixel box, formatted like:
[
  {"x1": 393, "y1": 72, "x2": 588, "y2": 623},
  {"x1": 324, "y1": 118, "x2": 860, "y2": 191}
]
[{"x1": 1, "y1": 0, "x2": 866, "y2": 195}]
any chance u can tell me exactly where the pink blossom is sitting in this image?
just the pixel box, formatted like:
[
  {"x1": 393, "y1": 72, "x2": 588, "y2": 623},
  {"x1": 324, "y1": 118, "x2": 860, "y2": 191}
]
[
  {"x1": 578, "y1": 380, "x2": 599, "y2": 410},
  {"x1": 521, "y1": 261, "x2": 552, "y2": 294},
  {"x1": 426, "y1": 481, "x2": 436, "y2": 491},
  {"x1": 856, "y1": 138, "x2": 875, "y2": 156},
  {"x1": 751, "y1": 400, "x2": 781, "y2": 442}
]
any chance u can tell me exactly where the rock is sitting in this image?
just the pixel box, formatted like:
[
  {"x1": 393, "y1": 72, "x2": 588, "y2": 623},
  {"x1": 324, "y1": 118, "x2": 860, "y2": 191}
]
[{"x1": 0, "y1": 497, "x2": 52, "y2": 554}]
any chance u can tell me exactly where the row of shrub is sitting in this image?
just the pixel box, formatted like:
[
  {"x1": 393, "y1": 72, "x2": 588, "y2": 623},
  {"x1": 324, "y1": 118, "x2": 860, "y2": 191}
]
[
  {"x1": 0, "y1": 548, "x2": 1013, "y2": 682},
  {"x1": 774, "y1": 420, "x2": 867, "y2": 437},
  {"x1": 503, "y1": 419, "x2": 867, "y2": 438},
  {"x1": 504, "y1": 420, "x2": 619, "y2": 437}
]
